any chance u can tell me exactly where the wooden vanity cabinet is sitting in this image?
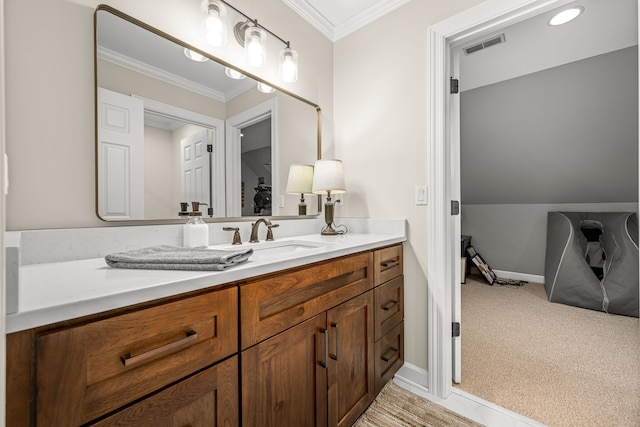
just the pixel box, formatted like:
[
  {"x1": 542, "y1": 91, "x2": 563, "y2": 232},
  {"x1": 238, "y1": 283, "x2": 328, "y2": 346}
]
[
  {"x1": 6, "y1": 285, "x2": 239, "y2": 426},
  {"x1": 373, "y1": 245, "x2": 405, "y2": 394},
  {"x1": 241, "y1": 252, "x2": 375, "y2": 427}
]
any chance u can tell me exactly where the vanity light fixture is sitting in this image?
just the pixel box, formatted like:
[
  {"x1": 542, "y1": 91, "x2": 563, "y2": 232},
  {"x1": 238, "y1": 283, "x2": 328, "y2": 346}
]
[
  {"x1": 224, "y1": 66, "x2": 246, "y2": 79},
  {"x1": 286, "y1": 164, "x2": 314, "y2": 215},
  {"x1": 200, "y1": 0, "x2": 299, "y2": 80},
  {"x1": 256, "y1": 82, "x2": 275, "y2": 93},
  {"x1": 244, "y1": 23, "x2": 267, "y2": 67},
  {"x1": 184, "y1": 48, "x2": 209, "y2": 62},
  {"x1": 312, "y1": 159, "x2": 346, "y2": 235},
  {"x1": 202, "y1": 0, "x2": 228, "y2": 47},
  {"x1": 279, "y1": 44, "x2": 298, "y2": 83},
  {"x1": 548, "y1": 6, "x2": 584, "y2": 26}
]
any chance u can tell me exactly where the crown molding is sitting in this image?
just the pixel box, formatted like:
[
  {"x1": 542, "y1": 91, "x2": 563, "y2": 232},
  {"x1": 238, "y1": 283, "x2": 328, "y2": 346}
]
[
  {"x1": 97, "y1": 46, "x2": 228, "y2": 102},
  {"x1": 283, "y1": 0, "x2": 411, "y2": 42}
]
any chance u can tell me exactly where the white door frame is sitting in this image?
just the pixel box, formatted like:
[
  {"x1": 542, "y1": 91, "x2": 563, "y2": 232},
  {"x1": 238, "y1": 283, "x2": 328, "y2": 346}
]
[
  {"x1": 426, "y1": 0, "x2": 575, "y2": 399},
  {"x1": 225, "y1": 99, "x2": 278, "y2": 217}
]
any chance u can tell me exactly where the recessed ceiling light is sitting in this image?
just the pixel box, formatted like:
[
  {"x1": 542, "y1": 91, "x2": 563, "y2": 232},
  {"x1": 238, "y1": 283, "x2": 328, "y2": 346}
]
[
  {"x1": 184, "y1": 48, "x2": 208, "y2": 62},
  {"x1": 549, "y1": 6, "x2": 584, "y2": 26},
  {"x1": 225, "y1": 67, "x2": 246, "y2": 79}
]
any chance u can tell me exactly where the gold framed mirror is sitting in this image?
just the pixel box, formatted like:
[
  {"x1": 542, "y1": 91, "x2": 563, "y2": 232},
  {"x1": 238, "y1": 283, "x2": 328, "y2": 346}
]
[{"x1": 95, "y1": 5, "x2": 321, "y2": 221}]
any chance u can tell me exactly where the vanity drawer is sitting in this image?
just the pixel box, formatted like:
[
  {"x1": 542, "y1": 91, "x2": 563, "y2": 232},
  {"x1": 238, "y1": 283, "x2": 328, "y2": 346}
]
[
  {"x1": 241, "y1": 251, "x2": 373, "y2": 349},
  {"x1": 35, "y1": 286, "x2": 238, "y2": 426},
  {"x1": 374, "y1": 275, "x2": 404, "y2": 341},
  {"x1": 374, "y1": 244, "x2": 403, "y2": 286},
  {"x1": 375, "y1": 321, "x2": 404, "y2": 395}
]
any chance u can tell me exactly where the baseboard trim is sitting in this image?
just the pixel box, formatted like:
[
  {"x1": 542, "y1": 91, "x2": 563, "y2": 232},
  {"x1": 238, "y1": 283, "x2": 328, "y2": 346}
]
[
  {"x1": 493, "y1": 269, "x2": 544, "y2": 284},
  {"x1": 394, "y1": 363, "x2": 547, "y2": 427}
]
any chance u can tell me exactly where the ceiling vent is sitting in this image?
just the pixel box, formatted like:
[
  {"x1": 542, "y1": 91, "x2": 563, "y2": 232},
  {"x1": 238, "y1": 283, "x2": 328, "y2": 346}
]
[{"x1": 463, "y1": 33, "x2": 506, "y2": 55}]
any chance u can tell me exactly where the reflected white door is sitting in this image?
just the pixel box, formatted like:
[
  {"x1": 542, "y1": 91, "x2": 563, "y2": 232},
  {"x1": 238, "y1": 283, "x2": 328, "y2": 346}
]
[
  {"x1": 97, "y1": 87, "x2": 145, "y2": 220},
  {"x1": 181, "y1": 131, "x2": 210, "y2": 209}
]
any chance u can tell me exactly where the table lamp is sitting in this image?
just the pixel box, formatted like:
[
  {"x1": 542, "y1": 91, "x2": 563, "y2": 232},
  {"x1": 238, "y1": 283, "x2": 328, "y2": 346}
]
[
  {"x1": 312, "y1": 159, "x2": 346, "y2": 235},
  {"x1": 286, "y1": 164, "x2": 314, "y2": 215}
]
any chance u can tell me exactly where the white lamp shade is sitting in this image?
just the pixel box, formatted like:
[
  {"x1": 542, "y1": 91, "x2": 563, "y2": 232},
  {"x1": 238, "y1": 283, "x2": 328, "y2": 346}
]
[
  {"x1": 286, "y1": 164, "x2": 314, "y2": 194},
  {"x1": 312, "y1": 159, "x2": 346, "y2": 195}
]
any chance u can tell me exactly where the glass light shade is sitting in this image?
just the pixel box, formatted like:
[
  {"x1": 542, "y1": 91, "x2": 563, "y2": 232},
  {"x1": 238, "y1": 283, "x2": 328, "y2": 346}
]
[
  {"x1": 312, "y1": 159, "x2": 346, "y2": 195},
  {"x1": 225, "y1": 67, "x2": 246, "y2": 79},
  {"x1": 202, "y1": 0, "x2": 227, "y2": 47},
  {"x1": 279, "y1": 46, "x2": 298, "y2": 83},
  {"x1": 548, "y1": 7, "x2": 584, "y2": 26},
  {"x1": 245, "y1": 25, "x2": 267, "y2": 67},
  {"x1": 184, "y1": 48, "x2": 208, "y2": 62},
  {"x1": 257, "y1": 82, "x2": 275, "y2": 93},
  {"x1": 286, "y1": 164, "x2": 314, "y2": 194}
]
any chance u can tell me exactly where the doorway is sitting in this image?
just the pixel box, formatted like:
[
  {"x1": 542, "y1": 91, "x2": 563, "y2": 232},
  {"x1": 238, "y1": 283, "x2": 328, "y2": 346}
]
[{"x1": 427, "y1": 0, "x2": 606, "y2": 399}]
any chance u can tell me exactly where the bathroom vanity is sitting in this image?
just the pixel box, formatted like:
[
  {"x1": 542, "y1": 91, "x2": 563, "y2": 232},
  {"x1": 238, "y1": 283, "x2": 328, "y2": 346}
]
[{"x1": 5, "y1": 231, "x2": 405, "y2": 426}]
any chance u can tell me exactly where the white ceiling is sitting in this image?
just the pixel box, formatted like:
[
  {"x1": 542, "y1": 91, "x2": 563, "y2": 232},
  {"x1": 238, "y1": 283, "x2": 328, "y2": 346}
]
[
  {"x1": 458, "y1": 0, "x2": 638, "y2": 91},
  {"x1": 283, "y1": 0, "x2": 637, "y2": 90}
]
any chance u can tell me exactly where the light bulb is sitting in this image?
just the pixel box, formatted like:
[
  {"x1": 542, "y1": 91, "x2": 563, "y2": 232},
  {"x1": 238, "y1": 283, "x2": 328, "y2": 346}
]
[
  {"x1": 257, "y1": 82, "x2": 275, "y2": 93},
  {"x1": 184, "y1": 48, "x2": 208, "y2": 62},
  {"x1": 279, "y1": 47, "x2": 298, "y2": 83},
  {"x1": 245, "y1": 26, "x2": 267, "y2": 68},
  {"x1": 225, "y1": 67, "x2": 246, "y2": 79},
  {"x1": 202, "y1": 0, "x2": 227, "y2": 47}
]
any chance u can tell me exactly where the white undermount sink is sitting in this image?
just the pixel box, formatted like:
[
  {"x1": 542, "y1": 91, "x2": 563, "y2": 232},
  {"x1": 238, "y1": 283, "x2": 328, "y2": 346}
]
[{"x1": 211, "y1": 239, "x2": 332, "y2": 261}]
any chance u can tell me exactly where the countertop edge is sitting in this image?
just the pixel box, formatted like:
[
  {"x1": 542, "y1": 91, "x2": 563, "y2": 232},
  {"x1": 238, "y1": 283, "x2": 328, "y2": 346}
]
[{"x1": 6, "y1": 234, "x2": 406, "y2": 334}]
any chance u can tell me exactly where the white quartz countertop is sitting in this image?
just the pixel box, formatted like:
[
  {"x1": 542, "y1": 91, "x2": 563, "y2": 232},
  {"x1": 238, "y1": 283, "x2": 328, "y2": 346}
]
[{"x1": 6, "y1": 233, "x2": 406, "y2": 334}]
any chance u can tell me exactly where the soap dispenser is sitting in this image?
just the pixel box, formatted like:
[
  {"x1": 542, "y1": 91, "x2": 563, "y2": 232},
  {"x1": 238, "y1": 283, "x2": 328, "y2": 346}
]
[{"x1": 183, "y1": 202, "x2": 209, "y2": 247}]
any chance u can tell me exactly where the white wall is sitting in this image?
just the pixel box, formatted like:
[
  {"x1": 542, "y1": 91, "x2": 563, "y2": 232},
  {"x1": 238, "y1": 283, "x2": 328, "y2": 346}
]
[
  {"x1": 4, "y1": 0, "x2": 333, "y2": 230},
  {"x1": 333, "y1": 0, "x2": 485, "y2": 371},
  {"x1": 0, "y1": 0, "x2": 6, "y2": 420}
]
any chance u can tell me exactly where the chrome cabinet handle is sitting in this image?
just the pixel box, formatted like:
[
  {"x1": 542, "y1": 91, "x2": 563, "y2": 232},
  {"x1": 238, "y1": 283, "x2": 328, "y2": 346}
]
[
  {"x1": 121, "y1": 330, "x2": 197, "y2": 368},
  {"x1": 330, "y1": 323, "x2": 339, "y2": 361}
]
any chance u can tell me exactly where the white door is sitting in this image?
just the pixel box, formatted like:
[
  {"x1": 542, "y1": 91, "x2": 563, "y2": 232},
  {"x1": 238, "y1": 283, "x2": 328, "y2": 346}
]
[
  {"x1": 97, "y1": 87, "x2": 145, "y2": 220},
  {"x1": 180, "y1": 130, "x2": 210, "y2": 209}
]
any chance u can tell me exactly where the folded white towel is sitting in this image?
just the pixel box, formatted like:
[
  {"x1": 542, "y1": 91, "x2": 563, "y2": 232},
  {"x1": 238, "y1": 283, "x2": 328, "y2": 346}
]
[{"x1": 105, "y1": 245, "x2": 253, "y2": 271}]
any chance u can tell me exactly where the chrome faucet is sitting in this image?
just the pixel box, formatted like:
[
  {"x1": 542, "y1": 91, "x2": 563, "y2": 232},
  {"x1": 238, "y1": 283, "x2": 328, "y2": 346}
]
[{"x1": 250, "y1": 218, "x2": 278, "y2": 242}]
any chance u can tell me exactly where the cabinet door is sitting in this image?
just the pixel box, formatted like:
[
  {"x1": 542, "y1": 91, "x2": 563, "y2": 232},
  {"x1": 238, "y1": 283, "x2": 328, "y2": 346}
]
[
  {"x1": 242, "y1": 314, "x2": 328, "y2": 427},
  {"x1": 92, "y1": 356, "x2": 239, "y2": 427},
  {"x1": 327, "y1": 291, "x2": 374, "y2": 427}
]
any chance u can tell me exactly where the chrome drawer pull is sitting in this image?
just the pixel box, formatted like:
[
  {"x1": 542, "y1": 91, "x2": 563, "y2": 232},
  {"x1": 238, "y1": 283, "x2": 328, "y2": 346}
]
[
  {"x1": 382, "y1": 300, "x2": 398, "y2": 311},
  {"x1": 381, "y1": 260, "x2": 399, "y2": 270},
  {"x1": 381, "y1": 347, "x2": 399, "y2": 362},
  {"x1": 121, "y1": 330, "x2": 198, "y2": 368}
]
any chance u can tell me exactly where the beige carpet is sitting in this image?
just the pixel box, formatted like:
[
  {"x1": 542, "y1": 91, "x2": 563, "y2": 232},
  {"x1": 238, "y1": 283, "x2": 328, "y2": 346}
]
[
  {"x1": 354, "y1": 381, "x2": 484, "y2": 427},
  {"x1": 458, "y1": 275, "x2": 640, "y2": 427}
]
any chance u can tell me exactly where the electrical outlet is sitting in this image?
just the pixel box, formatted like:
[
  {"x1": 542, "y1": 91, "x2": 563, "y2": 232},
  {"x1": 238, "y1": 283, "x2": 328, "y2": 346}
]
[
  {"x1": 278, "y1": 195, "x2": 285, "y2": 208},
  {"x1": 415, "y1": 185, "x2": 428, "y2": 205},
  {"x1": 335, "y1": 194, "x2": 345, "y2": 208}
]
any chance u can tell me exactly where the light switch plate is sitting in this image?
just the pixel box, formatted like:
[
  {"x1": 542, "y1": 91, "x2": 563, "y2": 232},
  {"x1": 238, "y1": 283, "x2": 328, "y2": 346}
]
[{"x1": 415, "y1": 185, "x2": 428, "y2": 205}]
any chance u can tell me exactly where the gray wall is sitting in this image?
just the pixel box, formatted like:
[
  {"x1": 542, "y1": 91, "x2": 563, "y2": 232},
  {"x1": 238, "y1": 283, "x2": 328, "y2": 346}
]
[{"x1": 461, "y1": 46, "x2": 639, "y2": 277}]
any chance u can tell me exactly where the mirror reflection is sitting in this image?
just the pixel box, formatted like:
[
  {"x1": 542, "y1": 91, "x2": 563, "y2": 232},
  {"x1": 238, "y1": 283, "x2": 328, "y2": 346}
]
[{"x1": 95, "y1": 6, "x2": 320, "y2": 221}]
